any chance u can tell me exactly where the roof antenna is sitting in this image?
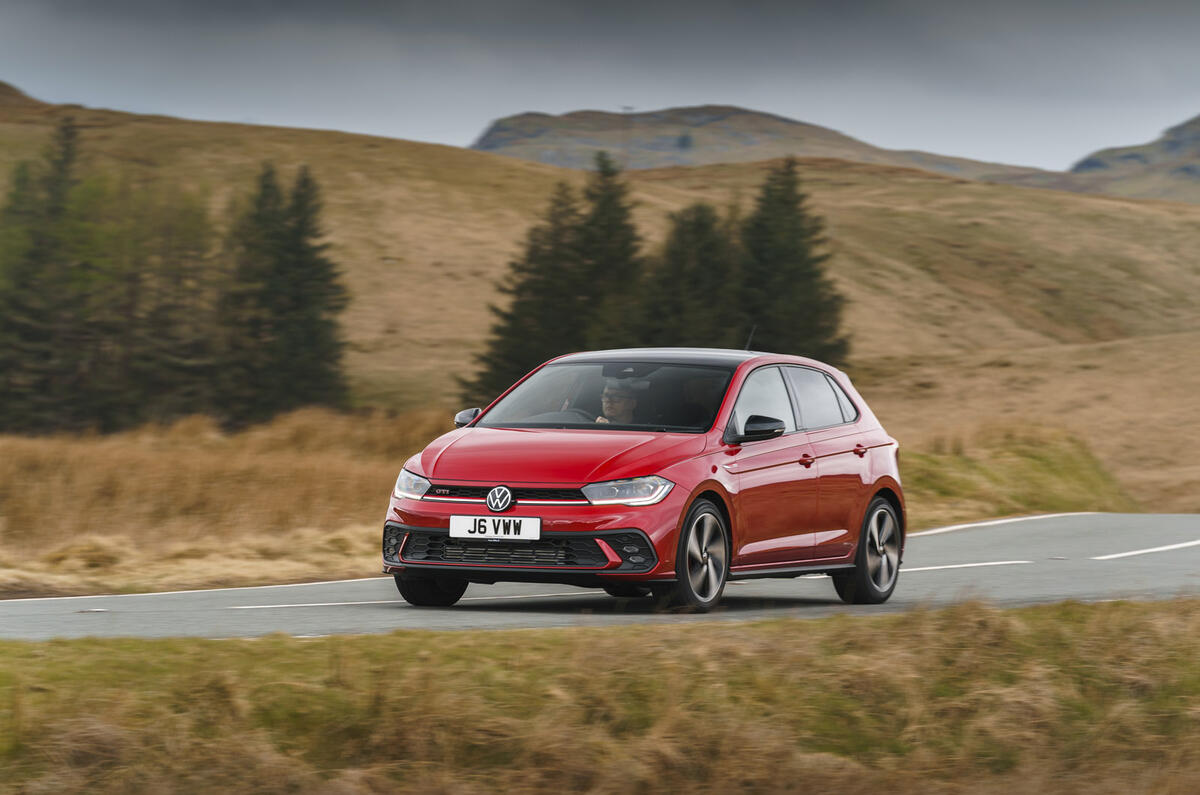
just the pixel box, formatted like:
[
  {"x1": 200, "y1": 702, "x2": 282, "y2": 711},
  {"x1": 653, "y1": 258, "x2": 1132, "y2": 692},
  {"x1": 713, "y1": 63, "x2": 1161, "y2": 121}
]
[{"x1": 743, "y1": 324, "x2": 757, "y2": 350}]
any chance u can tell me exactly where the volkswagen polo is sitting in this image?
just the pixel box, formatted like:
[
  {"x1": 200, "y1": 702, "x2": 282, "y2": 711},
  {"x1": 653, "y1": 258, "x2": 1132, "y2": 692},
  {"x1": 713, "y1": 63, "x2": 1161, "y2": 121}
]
[{"x1": 382, "y1": 348, "x2": 904, "y2": 611}]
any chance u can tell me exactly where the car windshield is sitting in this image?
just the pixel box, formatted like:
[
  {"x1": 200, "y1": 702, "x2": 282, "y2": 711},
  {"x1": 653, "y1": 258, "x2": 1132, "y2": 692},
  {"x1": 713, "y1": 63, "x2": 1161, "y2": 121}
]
[{"x1": 477, "y1": 362, "x2": 734, "y2": 433}]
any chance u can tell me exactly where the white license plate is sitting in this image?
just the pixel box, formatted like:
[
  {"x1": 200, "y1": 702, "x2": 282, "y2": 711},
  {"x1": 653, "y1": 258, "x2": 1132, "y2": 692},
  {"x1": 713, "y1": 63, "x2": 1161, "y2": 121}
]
[{"x1": 449, "y1": 515, "x2": 541, "y2": 541}]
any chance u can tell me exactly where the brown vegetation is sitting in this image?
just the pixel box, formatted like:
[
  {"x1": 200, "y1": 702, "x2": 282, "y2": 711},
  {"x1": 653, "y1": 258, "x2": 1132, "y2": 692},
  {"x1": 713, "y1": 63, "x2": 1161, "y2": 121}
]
[{"x1": 2, "y1": 599, "x2": 1199, "y2": 792}]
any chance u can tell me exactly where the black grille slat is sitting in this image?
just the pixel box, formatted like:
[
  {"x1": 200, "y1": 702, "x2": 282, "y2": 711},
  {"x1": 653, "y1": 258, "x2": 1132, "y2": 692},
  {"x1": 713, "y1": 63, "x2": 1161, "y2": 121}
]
[
  {"x1": 425, "y1": 485, "x2": 586, "y2": 501},
  {"x1": 514, "y1": 487, "x2": 586, "y2": 501},
  {"x1": 402, "y1": 531, "x2": 606, "y2": 567}
]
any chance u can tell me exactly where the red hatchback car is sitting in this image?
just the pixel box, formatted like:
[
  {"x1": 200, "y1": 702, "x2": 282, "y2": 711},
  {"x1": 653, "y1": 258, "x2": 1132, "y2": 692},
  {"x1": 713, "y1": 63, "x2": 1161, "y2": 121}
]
[{"x1": 382, "y1": 348, "x2": 904, "y2": 611}]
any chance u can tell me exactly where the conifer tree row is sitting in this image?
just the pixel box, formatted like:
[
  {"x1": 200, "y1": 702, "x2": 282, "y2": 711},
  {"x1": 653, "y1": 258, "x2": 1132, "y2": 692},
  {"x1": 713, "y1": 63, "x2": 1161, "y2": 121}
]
[
  {"x1": 0, "y1": 118, "x2": 348, "y2": 433},
  {"x1": 462, "y1": 154, "x2": 848, "y2": 406}
]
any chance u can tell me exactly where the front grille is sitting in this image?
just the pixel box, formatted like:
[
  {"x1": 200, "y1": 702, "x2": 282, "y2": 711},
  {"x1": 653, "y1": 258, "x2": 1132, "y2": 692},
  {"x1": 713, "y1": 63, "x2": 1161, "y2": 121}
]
[
  {"x1": 402, "y1": 531, "x2": 607, "y2": 568},
  {"x1": 425, "y1": 484, "x2": 586, "y2": 501}
]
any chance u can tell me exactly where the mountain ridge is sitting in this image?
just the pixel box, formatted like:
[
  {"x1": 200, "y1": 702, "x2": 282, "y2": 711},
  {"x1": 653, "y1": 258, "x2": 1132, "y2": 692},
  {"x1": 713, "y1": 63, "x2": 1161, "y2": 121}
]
[
  {"x1": 471, "y1": 104, "x2": 1045, "y2": 181},
  {"x1": 474, "y1": 103, "x2": 1200, "y2": 204}
]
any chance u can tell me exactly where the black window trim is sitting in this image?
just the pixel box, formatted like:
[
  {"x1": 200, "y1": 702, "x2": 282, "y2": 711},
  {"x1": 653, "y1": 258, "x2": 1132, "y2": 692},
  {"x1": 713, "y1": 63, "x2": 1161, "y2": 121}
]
[
  {"x1": 724, "y1": 364, "x2": 803, "y2": 442},
  {"x1": 824, "y1": 372, "x2": 861, "y2": 424},
  {"x1": 783, "y1": 365, "x2": 860, "y2": 431}
]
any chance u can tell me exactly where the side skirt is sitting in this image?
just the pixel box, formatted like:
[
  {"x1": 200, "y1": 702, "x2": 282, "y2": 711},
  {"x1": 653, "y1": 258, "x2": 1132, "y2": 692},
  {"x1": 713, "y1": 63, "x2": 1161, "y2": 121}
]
[{"x1": 729, "y1": 563, "x2": 855, "y2": 581}]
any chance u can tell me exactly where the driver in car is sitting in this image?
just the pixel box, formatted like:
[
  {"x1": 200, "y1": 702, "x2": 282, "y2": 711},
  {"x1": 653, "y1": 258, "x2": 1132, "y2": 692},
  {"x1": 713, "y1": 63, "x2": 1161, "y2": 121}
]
[{"x1": 596, "y1": 378, "x2": 638, "y2": 424}]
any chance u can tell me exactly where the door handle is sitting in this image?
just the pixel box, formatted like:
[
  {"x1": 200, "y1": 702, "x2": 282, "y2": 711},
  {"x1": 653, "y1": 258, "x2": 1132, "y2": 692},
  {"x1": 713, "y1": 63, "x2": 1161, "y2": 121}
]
[
  {"x1": 799, "y1": 454, "x2": 814, "y2": 468},
  {"x1": 853, "y1": 444, "x2": 868, "y2": 457}
]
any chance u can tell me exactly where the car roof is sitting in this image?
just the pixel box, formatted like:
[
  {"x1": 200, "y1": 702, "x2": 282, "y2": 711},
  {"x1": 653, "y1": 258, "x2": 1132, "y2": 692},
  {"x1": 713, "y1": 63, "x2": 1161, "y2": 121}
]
[{"x1": 551, "y1": 347, "x2": 828, "y2": 370}]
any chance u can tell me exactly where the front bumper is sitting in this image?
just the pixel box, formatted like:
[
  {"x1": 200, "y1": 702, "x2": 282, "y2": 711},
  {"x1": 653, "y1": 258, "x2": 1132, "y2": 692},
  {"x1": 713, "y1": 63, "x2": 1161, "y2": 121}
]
[
  {"x1": 382, "y1": 485, "x2": 687, "y2": 583},
  {"x1": 382, "y1": 522, "x2": 660, "y2": 585}
]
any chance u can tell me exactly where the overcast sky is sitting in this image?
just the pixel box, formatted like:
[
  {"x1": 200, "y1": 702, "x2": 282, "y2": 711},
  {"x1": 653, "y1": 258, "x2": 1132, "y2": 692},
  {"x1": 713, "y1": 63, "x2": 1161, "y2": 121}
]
[{"x1": 1, "y1": 0, "x2": 1198, "y2": 170}]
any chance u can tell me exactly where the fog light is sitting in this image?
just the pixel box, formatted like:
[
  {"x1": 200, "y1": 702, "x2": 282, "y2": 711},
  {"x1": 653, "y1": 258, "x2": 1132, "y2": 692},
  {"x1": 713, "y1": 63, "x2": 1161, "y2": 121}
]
[
  {"x1": 623, "y1": 545, "x2": 639, "y2": 553},
  {"x1": 629, "y1": 555, "x2": 645, "y2": 563}
]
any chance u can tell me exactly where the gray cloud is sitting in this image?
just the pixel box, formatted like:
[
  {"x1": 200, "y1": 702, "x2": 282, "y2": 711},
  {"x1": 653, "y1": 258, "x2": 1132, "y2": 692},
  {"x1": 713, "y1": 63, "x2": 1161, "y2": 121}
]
[{"x1": 2, "y1": 0, "x2": 1199, "y2": 169}]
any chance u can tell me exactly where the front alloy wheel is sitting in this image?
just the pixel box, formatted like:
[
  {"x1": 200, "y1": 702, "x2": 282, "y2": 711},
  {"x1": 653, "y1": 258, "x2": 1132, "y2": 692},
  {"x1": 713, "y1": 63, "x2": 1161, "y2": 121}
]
[
  {"x1": 660, "y1": 499, "x2": 729, "y2": 611},
  {"x1": 833, "y1": 497, "x2": 901, "y2": 604}
]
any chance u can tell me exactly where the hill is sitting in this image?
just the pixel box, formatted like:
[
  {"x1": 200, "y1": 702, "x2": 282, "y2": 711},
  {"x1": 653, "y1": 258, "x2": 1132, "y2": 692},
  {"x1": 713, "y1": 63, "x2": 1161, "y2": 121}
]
[
  {"x1": 474, "y1": 104, "x2": 1200, "y2": 206},
  {"x1": 1056, "y1": 112, "x2": 1200, "y2": 203},
  {"x1": 471, "y1": 104, "x2": 1047, "y2": 181},
  {"x1": 0, "y1": 80, "x2": 45, "y2": 109},
  {"x1": 2, "y1": 83, "x2": 1200, "y2": 513}
]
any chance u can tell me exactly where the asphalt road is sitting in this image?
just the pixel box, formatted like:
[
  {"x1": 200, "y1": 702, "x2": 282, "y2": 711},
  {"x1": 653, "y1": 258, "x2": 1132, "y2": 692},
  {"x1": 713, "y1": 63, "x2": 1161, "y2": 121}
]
[{"x1": 2, "y1": 512, "x2": 1198, "y2": 641}]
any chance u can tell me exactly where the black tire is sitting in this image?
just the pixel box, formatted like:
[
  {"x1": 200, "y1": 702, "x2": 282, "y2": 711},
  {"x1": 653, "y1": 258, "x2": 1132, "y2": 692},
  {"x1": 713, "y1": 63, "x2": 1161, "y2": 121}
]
[
  {"x1": 602, "y1": 584, "x2": 652, "y2": 599},
  {"x1": 394, "y1": 572, "x2": 468, "y2": 607},
  {"x1": 832, "y1": 496, "x2": 902, "y2": 605},
  {"x1": 658, "y1": 498, "x2": 729, "y2": 612}
]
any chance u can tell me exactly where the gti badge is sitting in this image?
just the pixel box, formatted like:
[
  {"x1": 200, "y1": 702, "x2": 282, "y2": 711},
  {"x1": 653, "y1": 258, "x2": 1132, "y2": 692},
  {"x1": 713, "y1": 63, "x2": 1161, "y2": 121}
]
[{"x1": 486, "y1": 485, "x2": 513, "y2": 513}]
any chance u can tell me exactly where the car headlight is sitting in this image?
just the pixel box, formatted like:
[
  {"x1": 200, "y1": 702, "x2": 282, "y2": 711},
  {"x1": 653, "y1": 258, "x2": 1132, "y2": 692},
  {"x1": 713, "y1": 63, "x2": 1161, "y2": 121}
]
[
  {"x1": 582, "y1": 476, "x2": 674, "y2": 506},
  {"x1": 393, "y1": 469, "x2": 431, "y2": 500}
]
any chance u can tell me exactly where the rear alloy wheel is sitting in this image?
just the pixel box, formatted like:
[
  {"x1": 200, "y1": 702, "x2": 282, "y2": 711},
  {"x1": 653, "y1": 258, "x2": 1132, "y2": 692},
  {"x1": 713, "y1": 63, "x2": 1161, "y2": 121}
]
[
  {"x1": 394, "y1": 572, "x2": 469, "y2": 607},
  {"x1": 833, "y1": 497, "x2": 901, "y2": 604},
  {"x1": 660, "y1": 499, "x2": 729, "y2": 612},
  {"x1": 602, "y1": 584, "x2": 652, "y2": 598}
]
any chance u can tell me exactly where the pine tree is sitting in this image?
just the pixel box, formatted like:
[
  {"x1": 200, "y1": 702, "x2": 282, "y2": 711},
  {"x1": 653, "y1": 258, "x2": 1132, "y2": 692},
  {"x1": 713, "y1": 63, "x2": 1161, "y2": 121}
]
[
  {"x1": 460, "y1": 183, "x2": 586, "y2": 406},
  {"x1": 124, "y1": 183, "x2": 219, "y2": 423},
  {"x1": 272, "y1": 166, "x2": 348, "y2": 410},
  {"x1": 0, "y1": 116, "x2": 89, "y2": 431},
  {"x1": 579, "y1": 151, "x2": 644, "y2": 350},
  {"x1": 640, "y1": 202, "x2": 743, "y2": 349},
  {"x1": 217, "y1": 164, "x2": 286, "y2": 425},
  {"x1": 216, "y1": 164, "x2": 347, "y2": 425},
  {"x1": 738, "y1": 158, "x2": 848, "y2": 363}
]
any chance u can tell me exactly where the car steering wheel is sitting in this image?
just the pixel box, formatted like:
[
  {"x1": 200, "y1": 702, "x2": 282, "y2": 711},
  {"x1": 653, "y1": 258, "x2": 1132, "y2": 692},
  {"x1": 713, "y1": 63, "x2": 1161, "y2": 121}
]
[{"x1": 564, "y1": 407, "x2": 598, "y2": 422}]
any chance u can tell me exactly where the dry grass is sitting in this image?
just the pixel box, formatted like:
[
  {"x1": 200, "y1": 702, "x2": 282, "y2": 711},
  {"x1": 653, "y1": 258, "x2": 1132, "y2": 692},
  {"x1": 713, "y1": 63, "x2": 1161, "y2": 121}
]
[
  {"x1": 902, "y1": 426, "x2": 1138, "y2": 529},
  {"x1": 2, "y1": 599, "x2": 1200, "y2": 792},
  {"x1": 0, "y1": 409, "x2": 449, "y2": 596},
  {"x1": 859, "y1": 329, "x2": 1200, "y2": 514},
  {"x1": 0, "y1": 409, "x2": 1134, "y2": 597}
]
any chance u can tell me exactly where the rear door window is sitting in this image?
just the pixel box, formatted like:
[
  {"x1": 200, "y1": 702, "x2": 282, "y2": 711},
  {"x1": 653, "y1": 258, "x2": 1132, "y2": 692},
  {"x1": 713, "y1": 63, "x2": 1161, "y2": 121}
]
[{"x1": 784, "y1": 367, "x2": 845, "y2": 430}]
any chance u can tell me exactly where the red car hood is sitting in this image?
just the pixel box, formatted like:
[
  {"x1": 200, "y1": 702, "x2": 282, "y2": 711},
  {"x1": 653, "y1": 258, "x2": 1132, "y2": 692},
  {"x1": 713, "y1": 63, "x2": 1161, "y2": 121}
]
[{"x1": 417, "y1": 427, "x2": 708, "y2": 484}]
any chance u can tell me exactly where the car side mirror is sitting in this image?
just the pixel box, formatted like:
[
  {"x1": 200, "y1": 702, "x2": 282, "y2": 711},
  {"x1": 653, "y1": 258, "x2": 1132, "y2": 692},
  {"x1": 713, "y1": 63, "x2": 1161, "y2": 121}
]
[
  {"x1": 726, "y1": 414, "x2": 786, "y2": 444},
  {"x1": 453, "y1": 408, "x2": 482, "y2": 428}
]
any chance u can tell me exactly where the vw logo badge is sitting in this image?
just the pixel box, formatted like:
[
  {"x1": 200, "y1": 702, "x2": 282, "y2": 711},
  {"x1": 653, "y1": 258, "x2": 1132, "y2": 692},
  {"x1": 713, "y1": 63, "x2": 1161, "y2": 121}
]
[{"x1": 486, "y1": 485, "x2": 513, "y2": 513}]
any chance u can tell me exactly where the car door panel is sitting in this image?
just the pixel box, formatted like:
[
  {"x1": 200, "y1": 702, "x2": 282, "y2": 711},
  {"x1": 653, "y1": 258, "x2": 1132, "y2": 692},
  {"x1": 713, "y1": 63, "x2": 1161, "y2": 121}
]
[
  {"x1": 783, "y1": 366, "x2": 870, "y2": 562},
  {"x1": 805, "y1": 427, "x2": 865, "y2": 561},
  {"x1": 722, "y1": 366, "x2": 818, "y2": 568},
  {"x1": 726, "y1": 435, "x2": 819, "y2": 566}
]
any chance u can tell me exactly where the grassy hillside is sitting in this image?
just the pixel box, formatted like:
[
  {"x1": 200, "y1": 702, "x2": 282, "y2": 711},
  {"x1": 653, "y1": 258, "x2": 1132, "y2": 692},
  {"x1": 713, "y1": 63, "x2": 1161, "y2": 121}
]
[
  {"x1": 1, "y1": 85, "x2": 1198, "y2": 523},
  {"x1": 471, "y1": 104, "x2": 1046, "y2": 181},
  {"x1": 3, "y1": 599, "x2": 1200, "y2": 791}
]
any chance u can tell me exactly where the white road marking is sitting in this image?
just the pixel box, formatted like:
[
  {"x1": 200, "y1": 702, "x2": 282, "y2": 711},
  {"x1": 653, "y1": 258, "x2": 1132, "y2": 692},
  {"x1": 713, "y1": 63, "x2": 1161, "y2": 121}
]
[
  {"x1": 2, "y1": 576, "x2": 389, "y2": 603},
  {"x1": 902, "y1": 560, "x2": 1032, "y2": 573},
  {"x1": 230, "y1": 600, "x2": 396, "y2": 610},
  {"x1": 228, "y1": 592, "x2": 584, "y2": 610},
  {"x1": 462, "y1": 591, "x2": 583, "y2": 602},
  {"x1": 1092, "y1": 539, "x2": 1200, "y2": 560},
  {"x1": 910, "y1": 513, "x2": 1099, "y2": 537}
]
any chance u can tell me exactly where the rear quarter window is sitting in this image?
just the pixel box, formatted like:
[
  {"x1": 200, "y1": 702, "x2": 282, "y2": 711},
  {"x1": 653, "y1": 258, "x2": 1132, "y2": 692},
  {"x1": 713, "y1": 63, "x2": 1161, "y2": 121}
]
[{"x1": 826, "y1": 374, "x2": 860, "y2": 423}]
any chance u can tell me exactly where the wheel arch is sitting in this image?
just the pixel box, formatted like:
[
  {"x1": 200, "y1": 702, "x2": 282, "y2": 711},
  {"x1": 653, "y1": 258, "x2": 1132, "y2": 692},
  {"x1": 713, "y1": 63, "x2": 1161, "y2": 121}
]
[
  {"x1": 693, "y1": 488, "x2": 734, "y2": 551},
  {"x1": 871, "y1": 486, "x2": 906, "y2": 558}
]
